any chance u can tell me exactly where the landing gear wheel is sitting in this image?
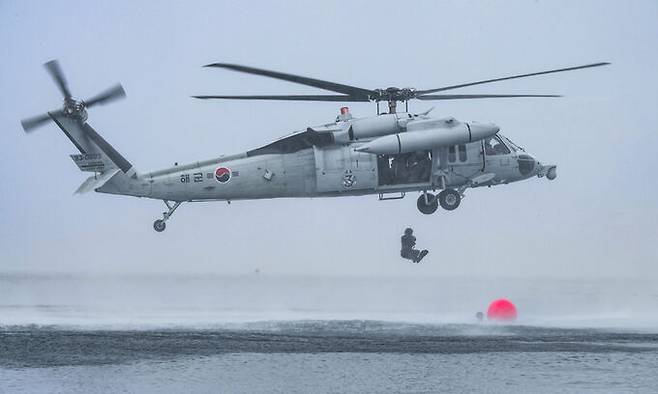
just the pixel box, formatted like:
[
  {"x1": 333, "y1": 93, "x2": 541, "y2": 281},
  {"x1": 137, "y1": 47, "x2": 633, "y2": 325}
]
[
  {"x1": 439, "y1": 189, "x2": 461, "y2": 211},
  {"x1": 153, "y1": 201, "x2": 182, "y2": 232},
  {"x1": 153, "y1": 219, "x2": 166, "y2": 232},
  {"x1": 417, "y1": 193, "x2": 438, "y2": 215}
]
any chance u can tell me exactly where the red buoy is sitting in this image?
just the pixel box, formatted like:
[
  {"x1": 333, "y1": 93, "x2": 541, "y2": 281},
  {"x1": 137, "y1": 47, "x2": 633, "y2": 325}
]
[{"x1": 487, "y1": 299, "x2": 517, "y2": 321}]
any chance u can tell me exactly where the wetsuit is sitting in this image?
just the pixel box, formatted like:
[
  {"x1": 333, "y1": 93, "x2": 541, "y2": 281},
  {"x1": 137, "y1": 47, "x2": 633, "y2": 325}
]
[{"x1": 401, "y1": 234, "x2": 421, "y2": 262}]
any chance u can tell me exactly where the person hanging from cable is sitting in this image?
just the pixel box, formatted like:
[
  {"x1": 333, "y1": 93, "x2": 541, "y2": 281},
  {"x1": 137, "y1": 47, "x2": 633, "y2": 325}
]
[{"x1": 400, "y1": 228, "x2": 428, "y2": 263}]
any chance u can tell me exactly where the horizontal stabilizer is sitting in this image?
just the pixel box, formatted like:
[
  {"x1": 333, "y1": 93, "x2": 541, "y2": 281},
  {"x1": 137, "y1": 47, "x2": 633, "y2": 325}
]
[{"x1": 75, "y1": 169, "x2": 120, "y2": 194}]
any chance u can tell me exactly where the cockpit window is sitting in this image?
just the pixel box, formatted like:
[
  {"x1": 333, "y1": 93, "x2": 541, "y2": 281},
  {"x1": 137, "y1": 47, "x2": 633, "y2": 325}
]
[
  {"x1": 448, "y1": 145, "x2": 457, "y2": 162},
  {"x1": 458, "y1": 144, "x2": 467, "y2": 162},
  {"x1": 503, "y1": 138, "x2": 517, "y2": 152},
  {"x1": 484, "y1": 135, "x2": 511, "y2": 156},
  {"x1": 504, "y1": 137, "x2": 525, "y2": 152}
]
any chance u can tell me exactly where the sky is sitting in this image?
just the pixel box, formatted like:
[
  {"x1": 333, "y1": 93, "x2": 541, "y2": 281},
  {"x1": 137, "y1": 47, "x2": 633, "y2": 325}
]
[{"x1": 1, "y1": 0, "x2": 657, "y2": 278}]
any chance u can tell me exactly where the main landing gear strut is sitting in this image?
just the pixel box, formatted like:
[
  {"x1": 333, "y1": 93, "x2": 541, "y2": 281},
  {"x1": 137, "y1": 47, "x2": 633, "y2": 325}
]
[
  {"x1": 416, "y1": 189, "x2": 462, "y2": 215},
  {"x1": 153, "y1": 200, "x2": 182, "y2": 232}
]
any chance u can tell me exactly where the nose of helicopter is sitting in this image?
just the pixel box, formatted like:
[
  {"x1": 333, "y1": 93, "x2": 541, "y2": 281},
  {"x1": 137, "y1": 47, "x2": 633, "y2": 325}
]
[
  {"x1": 519, "y1": 155, "x2": 558, "y2": 181},
  {"x1": 517, "y1": 154, "x2": 537, "y2": 177},
  {"x1": 535, "y1": 160, "x2": 558, "y2": 180},
  {"x1": 468, "y1": 122, "x2": 500, "y2": 141}
]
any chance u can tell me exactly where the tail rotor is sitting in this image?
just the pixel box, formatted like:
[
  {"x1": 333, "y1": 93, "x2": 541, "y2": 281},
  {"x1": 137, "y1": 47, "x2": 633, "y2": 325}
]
[{"x1": 20, "y1": 60, "x2": 126, "y2": 133}]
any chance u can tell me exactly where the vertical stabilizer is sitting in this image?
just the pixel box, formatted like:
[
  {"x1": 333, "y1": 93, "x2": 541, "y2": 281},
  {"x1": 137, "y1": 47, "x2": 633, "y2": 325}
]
[{"x1": 50, "y1": 111, "x2": 133, "y2": 174}]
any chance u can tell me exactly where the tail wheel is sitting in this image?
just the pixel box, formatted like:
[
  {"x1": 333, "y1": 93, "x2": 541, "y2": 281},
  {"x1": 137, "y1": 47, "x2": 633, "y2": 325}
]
[
  {"x1": 417, "y1": 193, "x2": 438, "y2": 215},
  {"x1": 439, "y1": 189, "x2": 461, "y2": 211},
  {"x1": 153, "y1": 219, "x2": 166, "y2": 232}
]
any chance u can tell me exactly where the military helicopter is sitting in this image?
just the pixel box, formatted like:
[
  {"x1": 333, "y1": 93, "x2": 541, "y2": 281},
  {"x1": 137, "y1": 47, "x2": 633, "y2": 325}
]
[{"x1": 21, "y1": 60, "x2": 608, "y2": 231}]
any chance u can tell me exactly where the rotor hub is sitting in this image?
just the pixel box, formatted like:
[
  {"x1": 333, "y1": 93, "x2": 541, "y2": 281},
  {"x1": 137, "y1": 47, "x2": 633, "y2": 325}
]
[
  {"x1": 369, "y1": 87, "x2": 417, "y2": 104},
  {"x1": 63, "y1": 98, "x2": 88, "y2": 121}
]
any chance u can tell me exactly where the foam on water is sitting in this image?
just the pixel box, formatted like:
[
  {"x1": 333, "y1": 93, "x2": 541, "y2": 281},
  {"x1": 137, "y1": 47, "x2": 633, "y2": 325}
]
[{"x1": 2, "y1": 273, "x2": 658, "y2": 331}]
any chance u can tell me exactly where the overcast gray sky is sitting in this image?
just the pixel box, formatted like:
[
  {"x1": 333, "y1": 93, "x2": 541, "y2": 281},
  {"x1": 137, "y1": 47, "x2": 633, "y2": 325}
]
[{"x1": 1, "y1": 0, "x2": 657, "y2": 277}]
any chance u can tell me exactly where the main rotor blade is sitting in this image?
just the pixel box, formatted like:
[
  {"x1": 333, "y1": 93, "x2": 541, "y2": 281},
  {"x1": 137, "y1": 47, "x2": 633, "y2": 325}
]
[
  {"x1": 416, "y1": 94, "x2": 561, "y2": 100},
  {"x1": 416, "y1": 62, "x2": 610, "y2": 95},
  {"x1": 193, "y1": 94, "x2": 369, "y2": 102},
  {"x1": 204, "y1": 63, "x2": 373, "y2": 98},
  {"x1": 44, "y1": 60, "x2": 72, "y2": 99},
  {"x1": 20, "y1": 110, "x2": 63, "y2": 133},
  {"x1": 84, "y1": 84, "x2": 126, "y2": 107}
]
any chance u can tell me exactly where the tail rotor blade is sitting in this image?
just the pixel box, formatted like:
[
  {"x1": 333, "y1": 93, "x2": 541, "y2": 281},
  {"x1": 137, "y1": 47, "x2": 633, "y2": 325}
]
[
  {"x1": 44, "y1": 60, "x2": 72, "y2": 99},
  {"x1": 20, "y1": 110, "x2": 64, "y2": 133},
  {"x1": 21, "y1": 113, "x2": 53, "y2": 133},
  {"x1": 84, "y1": 84, "x2": 126, "y2": 107}
]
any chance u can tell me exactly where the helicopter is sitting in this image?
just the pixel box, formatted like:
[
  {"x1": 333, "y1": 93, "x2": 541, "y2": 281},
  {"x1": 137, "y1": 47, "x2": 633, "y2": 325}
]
[{"x1": 21, "y1": 60, "x2": 608, "y2": 232}]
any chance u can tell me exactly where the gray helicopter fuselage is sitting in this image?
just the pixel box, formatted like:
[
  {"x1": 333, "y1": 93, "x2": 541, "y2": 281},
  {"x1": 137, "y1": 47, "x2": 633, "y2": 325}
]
[{"x1": 98, "y1": 113, "x2": 553, "y2": 202}]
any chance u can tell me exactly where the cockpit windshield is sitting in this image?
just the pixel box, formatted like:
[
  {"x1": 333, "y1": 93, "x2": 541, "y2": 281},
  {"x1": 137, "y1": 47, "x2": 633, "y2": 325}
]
[
  {"x1": 503, "y1": 135, "x2": 525, "y2": 152},
  {"x1": 484, "y1": 135, "x2": 511, "y2": 156}
]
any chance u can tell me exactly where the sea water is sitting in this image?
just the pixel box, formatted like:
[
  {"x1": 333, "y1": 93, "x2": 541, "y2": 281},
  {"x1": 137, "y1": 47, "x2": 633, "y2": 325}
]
[{"x1": 1, "y1": 274, "x2": 657, "y2": 393}]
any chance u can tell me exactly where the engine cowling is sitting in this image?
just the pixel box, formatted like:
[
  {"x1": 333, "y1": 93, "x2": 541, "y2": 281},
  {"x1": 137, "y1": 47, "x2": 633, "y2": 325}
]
[
  {"x1": 349, "y1": 113, "x2": 408, "y2": 140},
  {"x1": 354, "y1": 121, "x2": 500, "y2": 155}
]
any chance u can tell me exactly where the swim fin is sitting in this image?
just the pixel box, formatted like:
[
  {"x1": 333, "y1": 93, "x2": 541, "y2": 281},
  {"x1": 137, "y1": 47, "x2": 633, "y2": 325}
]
[{"x1": 416, "y1": 250, "x2": 429, "y2": 263}]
